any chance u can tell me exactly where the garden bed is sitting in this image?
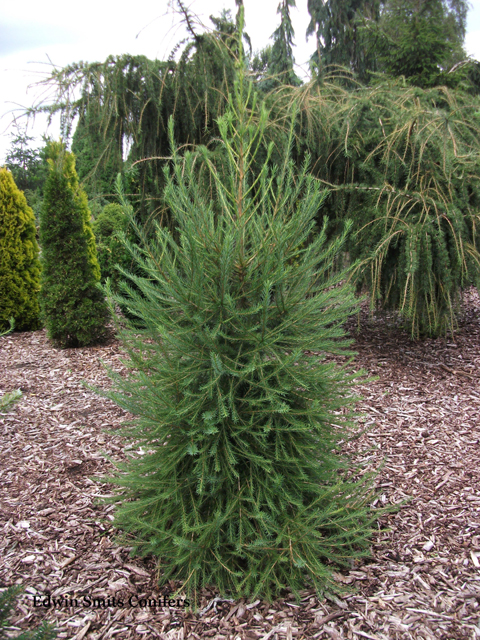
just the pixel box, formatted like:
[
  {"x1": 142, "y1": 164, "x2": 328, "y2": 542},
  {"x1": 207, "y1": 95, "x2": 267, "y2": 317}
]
[{"x1": 1, "y1": 292, "x2": 480, "y2": 639}]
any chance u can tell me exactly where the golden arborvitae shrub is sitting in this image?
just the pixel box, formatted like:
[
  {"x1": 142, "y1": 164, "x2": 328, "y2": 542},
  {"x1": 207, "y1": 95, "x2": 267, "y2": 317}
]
[{"x1": 0, "y1": 167, "x2": 41, "y2": 331}]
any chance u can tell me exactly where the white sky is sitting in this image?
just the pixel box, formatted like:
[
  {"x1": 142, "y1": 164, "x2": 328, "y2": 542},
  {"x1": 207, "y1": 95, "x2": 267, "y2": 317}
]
[{"x1": 1, "y1": 0, "x2": 480, "y2": 163}]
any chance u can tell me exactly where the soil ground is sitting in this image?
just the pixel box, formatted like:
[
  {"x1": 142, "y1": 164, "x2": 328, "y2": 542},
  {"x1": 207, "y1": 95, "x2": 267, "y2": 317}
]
[{"x1": 1, "y1": 292, "x2": 480, "y2": 639}]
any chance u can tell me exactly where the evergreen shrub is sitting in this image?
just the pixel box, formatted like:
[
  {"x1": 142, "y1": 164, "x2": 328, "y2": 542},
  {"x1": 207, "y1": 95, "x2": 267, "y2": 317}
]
[
  {"x1": 39, "y1": 143, "x2": 109, "y2": 347},
  {"x1": 102, "y1": 73, "x2": 378, "y2": 603},
  {"x1": 0, "y1": 167, "x2": 41, "y2": 332},
  {"x1": 92, "y1": 203, "x2": 130, "y2": 289}
]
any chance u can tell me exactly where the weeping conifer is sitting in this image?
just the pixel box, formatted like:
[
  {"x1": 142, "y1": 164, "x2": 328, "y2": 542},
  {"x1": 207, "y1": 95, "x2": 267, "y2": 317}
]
[
  {"x1": 269, "y1": 80, "x2": 480, "y2": 337},
  {"x1": 320, "y1": 84, "x2": 480, "y2": 337},
  {"x1": 101, "y1": 46, "x2": 378, "y2": 603},
  {"x1": 39, "y1": 9, "x2": 240, "y2": 225}
]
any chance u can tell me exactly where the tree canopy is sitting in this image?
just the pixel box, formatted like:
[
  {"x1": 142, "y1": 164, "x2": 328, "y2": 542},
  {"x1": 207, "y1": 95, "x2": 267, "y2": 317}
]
[
  {"x1": 27, "y1": 1, "x2": 480, "y2": 337},
  {"x1": 371, "y1": 0, "x2": 469, "y2": 87},
  {"x1": 307, "y1": 0, "x2": 381, "y2": 79}
]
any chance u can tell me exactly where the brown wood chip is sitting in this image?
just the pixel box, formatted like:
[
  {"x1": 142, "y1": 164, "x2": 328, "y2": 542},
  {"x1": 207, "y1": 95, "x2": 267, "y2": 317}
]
[{"x1": 2, "y1": 288, "x2": 480, "y2": 638}]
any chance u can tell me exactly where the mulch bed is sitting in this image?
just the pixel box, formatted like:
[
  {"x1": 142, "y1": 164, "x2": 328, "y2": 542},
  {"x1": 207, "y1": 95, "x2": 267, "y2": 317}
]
[{"x1": 1, "y1": 291, "x2": 480, "y2": 640}]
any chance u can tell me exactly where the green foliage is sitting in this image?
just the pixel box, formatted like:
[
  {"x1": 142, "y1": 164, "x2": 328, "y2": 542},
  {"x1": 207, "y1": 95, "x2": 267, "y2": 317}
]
[
  {"x1": 39, "y1": 143, "x2": 109, "y2": 347},
  {"x1": 5, "y1": 130, "x2": 42, "y2": 193},
  {"x1": 307, "y1": 0, "x2": 381, "y2": 80},
  {"x1": 4, "y1": 131, "x2": 51, "y2": 221},
  {"x1": 40, "y1": 9, "x2": 242, "y2": 226},
  {"x1": 0, "y1": 389, "x2": 22, "y2": 412},
  {"x1": 47, "y1": 141, "x2": 101, "y2": 279},
  {"x1": 101, "y1": 64, "x2": 378, "y2": 604},
  {"x1": 0, "y1": 167, "x2": 41, "y2": 332},
  {"x1": 250, "y1": 0, "x2": 302, "y2": 93},
  {"x1": 0, "y1": 318, "x2": 15, "y2": 337},
  {"x1": 268, "y1": 0, "x2": 302, "y2": 88},
  {"x1": 93, "y1": 202, "x2": 126, "y2": 237},
  {"x1": 0, "y1": 586, "x2": 56, "y2": 640},
  {"x1": 338, "y1": 86, "x2": 480, "y2": 336},
  {"x1": 31, "y1": 3, "x2": 480, "y2": 339},
  {"x1": 370, "y1": 0, "x2": 468, "y2": 87},
  {"x1": 274, "y1": 80, "x2": 480, "y2": 336},
  {"x1": 71, "y1": 105, "x2": 123, "y2": 201},
  {"x1": 92, "y1": 202, "x2": 131, "y2": 288},
  {"x1": 0, "y1": 317, "x2": 20, "y2": 416}
]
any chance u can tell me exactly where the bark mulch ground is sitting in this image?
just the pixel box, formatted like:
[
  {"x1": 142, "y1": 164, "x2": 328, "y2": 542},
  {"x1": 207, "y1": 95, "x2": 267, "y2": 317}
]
[{"x1": 1, "y1": 291, "x2": 480, "y2": 640}]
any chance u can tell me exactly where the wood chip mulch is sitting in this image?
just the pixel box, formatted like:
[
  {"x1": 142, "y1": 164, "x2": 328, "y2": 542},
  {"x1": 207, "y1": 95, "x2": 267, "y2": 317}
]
[{"x1": 1, "y1": 291, "x2": 480, "y2": 640}]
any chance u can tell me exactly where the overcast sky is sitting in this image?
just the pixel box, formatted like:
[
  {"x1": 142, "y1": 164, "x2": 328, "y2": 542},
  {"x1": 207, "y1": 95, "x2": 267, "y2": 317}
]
[{"x1": 2, "y1": 0, "x2": 480, "y2": 163}]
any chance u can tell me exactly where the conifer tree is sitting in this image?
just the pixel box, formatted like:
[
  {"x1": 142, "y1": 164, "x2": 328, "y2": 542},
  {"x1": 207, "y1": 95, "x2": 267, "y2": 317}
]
[
  {"x1": 269, "y1": 0, "x2": 302, "y2": 87},
  {"x1": 4, "y1": 130, "x2": 42, "y2": 193},
  {"x1": 307, "y1": 0, "x2": 380, "y2": 78},
  {"x1": 374, "y1": 0, "x2": 468, "y2": 86},
  {"x1": 278, "y1": 80, "x2": 480, "y2": 336},
  {"x1": 39, "y1": 144, "x2": 109, "y2": 347},
  {"x1": 4, "y1": 133, "x2": 51, "y2": 222},
  {"x1": 102, "y1": 36, "x2": 378, "y2": 602},
  {"x1": 71, "y1": 106, "x2": 123, "y2": 202},
  {"x1": 0, "y1": 167, "x2": 41, "y2": 332}
]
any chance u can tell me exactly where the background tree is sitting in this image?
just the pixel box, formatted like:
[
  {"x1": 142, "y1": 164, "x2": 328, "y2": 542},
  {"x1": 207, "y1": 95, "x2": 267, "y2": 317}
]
[
  {"x1": 372, "y1": 0, "x2": 468, "y2": 87},
  {"x1": 307, "y1": 0, "x2": 381, "y2": 80},
  {"x1": 33, "y1": 1, "x2": 479, "y2": 337},
  {"x1": 0, "y1": 167, "x2": 41, "y2": 332},
  {"x1": 4, "y1": 130, "x2": 41, "y2": 192},
  {"x1": 4, "y1": 130, "x2": 50, "y2": 220},
  {"x1": 71, "y1": 103, "x2": 123, "y2": 209},
  {"x1": 271, "y1": 80, "x2": 480, "y2": 336},
  {"x1": 39, "y1": 143, "x2": 109, "y2": 347},
  {"x1": 42, "y1": 9, "x2": 242, "y2": 228},
  {"x1": 268, "y1": 0, "x2": 302, "y2": 87}
]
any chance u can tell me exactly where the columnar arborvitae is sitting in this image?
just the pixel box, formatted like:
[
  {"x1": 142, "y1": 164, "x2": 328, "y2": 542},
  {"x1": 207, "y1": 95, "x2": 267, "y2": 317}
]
[
  {"x1": 0, "y1": 167, "x2": 41, "y2": 332},
  {"x1": 39, "y1": 144, "x2": 109, "y2": 347},
  {"x1": 102, "y1": 49, "x2": 378, "y2": 603}
]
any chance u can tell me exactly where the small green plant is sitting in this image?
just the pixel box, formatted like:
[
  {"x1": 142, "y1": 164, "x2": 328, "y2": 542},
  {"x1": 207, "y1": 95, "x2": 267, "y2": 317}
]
[
  {"x1": 0, "y1": 318, "x2": 15, "y2": 337},
  {"x1": 0, "y1": 586, "x2": 56, "y2": 640},
  {"x1": 92, "y1": 202, "x2": 131, "y2": 289},
  {"x1": 0, "y1": 390, "x2": 22, "y2": 412}
]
